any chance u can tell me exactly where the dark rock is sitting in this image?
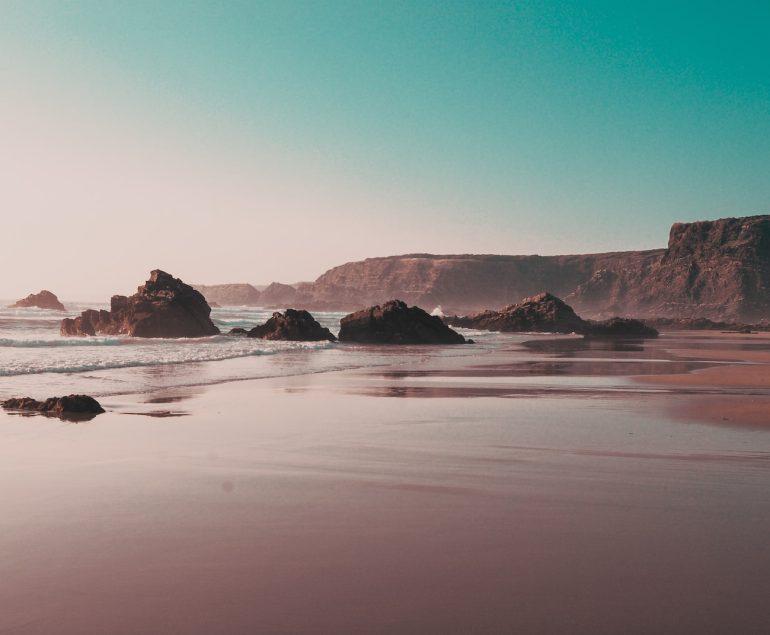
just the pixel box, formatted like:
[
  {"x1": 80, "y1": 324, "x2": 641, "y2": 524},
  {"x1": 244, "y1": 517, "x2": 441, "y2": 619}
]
[
  {"x1": 446, "y1": 292, "x2": 587, "y2": 334},
  {"x1": 338, "y1": 300, "x2": 466, "y2": 344},
  {"x1": 228, "y1": 327, "x2": 249, "y2": 336},
  {"x1": 61, "y1": 270, "x2": 219, "y2": 338},
  {"x1": 9, "y1": 290, "x2": 65, "y2": 311},
  {"x1": 585, "y1": 317, "x2": 659, "y2": 339},
  {"x1": 247, "y1": 309, "x2": 336, "y2": 341},
  {"x1": 2, "y1": 394, "x2": 105, "y2": 421}
]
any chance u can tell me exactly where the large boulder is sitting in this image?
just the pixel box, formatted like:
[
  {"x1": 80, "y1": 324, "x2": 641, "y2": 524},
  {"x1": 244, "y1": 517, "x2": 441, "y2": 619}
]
[
  {"x1": 9, "y1": 290, "x2": 65, "y2": 311},
  {"x1": 446, "y1": 292, "x2": 587, "y2": 334},
  {"x1": 245, "y1": 309, "x2": 336, "y2": 341},
  {"x1": 61, "y1": 270, "x2": 220, "y2": 338},
  {"x1": 2, "y1": 394, "x2": 105, "y2": 420},
  {"x1": 585, "y1": 317, "x2": 659, "y2": 339},
  {"x1": 338, "y1": 300, "x2": 467, "y2": 344}
]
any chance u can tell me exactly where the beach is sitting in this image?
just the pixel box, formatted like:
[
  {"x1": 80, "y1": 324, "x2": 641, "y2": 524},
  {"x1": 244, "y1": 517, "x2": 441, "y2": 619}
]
[{"x1": 2, "y1": 328, "x2": 770, "y2": 633}]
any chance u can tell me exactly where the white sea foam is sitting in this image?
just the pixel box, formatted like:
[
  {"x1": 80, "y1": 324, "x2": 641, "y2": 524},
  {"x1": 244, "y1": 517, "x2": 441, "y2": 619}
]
[{"x1": 0, "y1": 339, "x2": 335, "y2": 376}]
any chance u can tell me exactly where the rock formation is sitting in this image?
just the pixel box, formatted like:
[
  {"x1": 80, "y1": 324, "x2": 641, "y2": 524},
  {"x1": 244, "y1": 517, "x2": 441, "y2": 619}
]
[
  {"x1": 446, "y1": 292, "x2": 586, "y2": 334},
  {"x1": 446, "y1": 293, "x2": 658, "y2": 338},
  {"x1": 9, "y1": 290, "x2": 65, "y2": 311},
  {"x1": 2, "y1": 395, "x2": 105, "y2": 420},
  {"x1": 61, "y1": 270, "x2": 220, "y2": 338},
  {"x1": 338, "y1": 300, "x2": 467, "y2": 344},
  {"x1": 568, "y1": 215, "x2": 770, "y2": 322},
  {"x1": 585, "y1": 317, "x2": 658, "y2": 339},
  {"x1": 192, "y1": 283, "x2": 261, "y2": 306},
  {"x1": 243, "y1": 214, "x2": 768, "y2": 322},
  {"x1": 245, "y1": 309, "x2": 336, "y2": 341}
]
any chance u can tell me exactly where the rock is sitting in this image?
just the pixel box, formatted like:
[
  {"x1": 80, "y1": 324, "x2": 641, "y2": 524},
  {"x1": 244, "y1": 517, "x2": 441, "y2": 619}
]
[
  {"x1": 61, "y1": 270, "x2": 220, "y2": 338},
  {"x1": 9, "y1": 290, "x2": 65, "y2": 311},
  {"x1": 228, "y1": 327, "x2": 248, "y2": 336},
  {"x1": 262, "y1": 214, "x2": 770, "y2": 322},
  {"x1": 446, "y1": 292, "x2": 587, "y2": 334},
  {"x1": 569, "y1": 215, "x2": 770, "y2": 322},
  {"x1": 247, "y1": 309, "x2": 336, "y2": 341},
  {"x1": 338, "y1": 300, "x2": 466, "y2": 344},
  {"x1": 192, "y1": 283, "x2": 261, "y2": 306},
  {"x1": 259, "y1": 282, "x2": 301, "y2": 307},
  {"x1": 585, "y1": 317, "x2": 659, "y2": 339},
  {"x1": 2, "y1": 394, "x2": 105, "y2": 420}
]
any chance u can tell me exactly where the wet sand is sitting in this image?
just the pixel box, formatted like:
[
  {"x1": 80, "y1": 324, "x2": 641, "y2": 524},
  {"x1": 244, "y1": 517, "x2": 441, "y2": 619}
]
[{"x1": 1, "y1": 332, "x2": 770, "y2": 633}]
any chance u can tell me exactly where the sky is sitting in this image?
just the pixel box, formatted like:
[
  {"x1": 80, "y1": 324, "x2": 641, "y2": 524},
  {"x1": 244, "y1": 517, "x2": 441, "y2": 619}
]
[{"x1": 1, "y1": 1, "x2": 768, "y2": 300}]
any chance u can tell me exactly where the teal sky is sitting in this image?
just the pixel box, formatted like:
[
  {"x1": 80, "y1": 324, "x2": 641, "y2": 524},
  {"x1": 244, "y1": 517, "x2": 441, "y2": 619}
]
[{"x1": 1, "y1": 1, "x2": 768, "y2": 297}]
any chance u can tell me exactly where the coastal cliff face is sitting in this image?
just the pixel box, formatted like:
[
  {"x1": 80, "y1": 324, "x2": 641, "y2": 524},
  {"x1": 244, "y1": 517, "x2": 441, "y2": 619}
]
[
  {"x1": 568, "y1": 215, "x2": 770, "y2": 321},
  {"x1": 290, "y1": 215, "x2": 770, "y2": 321}
]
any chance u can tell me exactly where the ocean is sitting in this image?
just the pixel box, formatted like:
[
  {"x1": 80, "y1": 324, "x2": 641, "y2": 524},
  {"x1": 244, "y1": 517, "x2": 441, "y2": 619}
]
[{"x1": 0, "y1": 303, "x2": 497, "y2": 400}]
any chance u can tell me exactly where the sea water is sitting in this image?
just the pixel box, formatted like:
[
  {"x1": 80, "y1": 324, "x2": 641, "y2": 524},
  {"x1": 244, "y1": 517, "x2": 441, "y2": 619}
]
[{"x1": 0, "y1": 303, "x2": 498, "y2": 399}]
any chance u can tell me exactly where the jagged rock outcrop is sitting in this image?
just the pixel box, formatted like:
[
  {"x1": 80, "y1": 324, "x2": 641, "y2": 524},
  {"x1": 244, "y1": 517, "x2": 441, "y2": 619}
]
[
  {"x1": 193, "y1": 283, "x2": 261, "y2": 306},
  {"x1": 2, "y1": 395, "x2": 105, "y2": 420},
  {"x1": 585, "y1": 317, "x2": 658, "y2": 338},
  {"x1": 446, "y1": 293, "x2": 658, "y2": 338},
  {"x1": 446, "y1": 292, "x2": 587, "y2": 334},
  {"x1": 339, "y1": 300, "x2": 467, "y2": 344},
  {"x1": 9, "y1": 290, "x2": 65, "y2": 311},
  {"x1": 246, "y1": 309, "x2": 336, "y2": 341},
  {"x1": 61, "y1": 270, "x2": 220, "y2": 338},
  {"x1": 259, "y1": 282, "x2": 301, "y2": 307}
]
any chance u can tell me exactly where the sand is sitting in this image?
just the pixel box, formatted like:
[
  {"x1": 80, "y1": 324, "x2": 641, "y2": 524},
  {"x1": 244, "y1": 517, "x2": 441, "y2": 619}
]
[{"x1": 1, "y1": 331, "x2": 769, "y2": 633}]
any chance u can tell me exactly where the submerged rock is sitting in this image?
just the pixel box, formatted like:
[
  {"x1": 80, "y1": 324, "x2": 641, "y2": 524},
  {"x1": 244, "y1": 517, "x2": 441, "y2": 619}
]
[
  {"x1": 446, "y1": 292, "x2": 587, "y2": 334},
  {"x1": 338, "y1": 300, "x2": 467, "y2": 344},
  {"x1": 61, "y1": 270, "x2": 219, "y2": 338},
  {"x1": 10, "y1": 290, "x2": 65, "y2": 311},
  {"x1": 585, "y1": 317, "x2": 659, "y2": 339},
  {"x1": 2, "y1": 394, "x2": 105, "y2": 420},
  {"x1": 227, "y1": 327, "x2": 249, "y2": 336},
  {"x1": 246, "y1": 309, "x2": 336, "y2": 341}
]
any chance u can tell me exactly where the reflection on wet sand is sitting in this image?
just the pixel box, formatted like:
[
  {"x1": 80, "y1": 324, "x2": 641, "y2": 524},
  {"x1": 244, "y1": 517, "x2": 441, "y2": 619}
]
[
  {"x1": 1, "y1": 331, "x2": 770, "y2": 633},
  {"x1": 347, "y1": 331, "x2": 770, "y2": 429}
]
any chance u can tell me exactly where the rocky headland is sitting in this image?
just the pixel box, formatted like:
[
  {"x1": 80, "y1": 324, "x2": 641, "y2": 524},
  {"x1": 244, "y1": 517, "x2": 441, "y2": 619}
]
[
  {"x1": 193, "y1": 283, "x2": 262, "y2": 306},
  {"x1": 257, "y1": 215, "x2": 769, "y2": 322},
  {"x1": 61, "y1": 270, "x2": 219, "y2": 338}
]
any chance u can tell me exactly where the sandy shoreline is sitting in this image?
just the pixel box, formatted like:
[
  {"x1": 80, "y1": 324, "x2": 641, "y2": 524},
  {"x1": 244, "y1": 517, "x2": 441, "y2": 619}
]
[{"x1": 1, "y1": 331, "x2": 770, "y2": 633}]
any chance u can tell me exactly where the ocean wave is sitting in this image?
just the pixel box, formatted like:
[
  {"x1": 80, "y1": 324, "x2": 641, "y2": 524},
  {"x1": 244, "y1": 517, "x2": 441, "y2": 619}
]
[
  {"x1": 0, "y1": 337, "x2": 125, "y2": 348},
  {"x1": 0, "y1": 340, "x2": 335, "y2": 376}
]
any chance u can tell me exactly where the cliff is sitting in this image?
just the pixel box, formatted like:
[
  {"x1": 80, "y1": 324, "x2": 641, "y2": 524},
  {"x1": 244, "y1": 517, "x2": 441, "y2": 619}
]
[
  {"x1": 193, "y1": 283, "x2": 262, "y2": 306},
  {"x1": 568, "y1": 215, "x2": 770, "y2": 321},
  {"x1": 290, "y1": 215, "x2": 770, "y2": 321}
]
